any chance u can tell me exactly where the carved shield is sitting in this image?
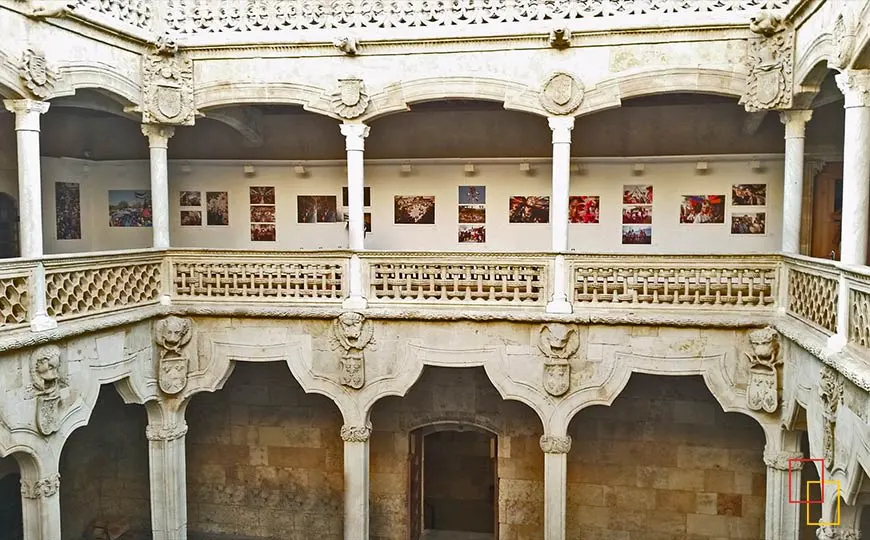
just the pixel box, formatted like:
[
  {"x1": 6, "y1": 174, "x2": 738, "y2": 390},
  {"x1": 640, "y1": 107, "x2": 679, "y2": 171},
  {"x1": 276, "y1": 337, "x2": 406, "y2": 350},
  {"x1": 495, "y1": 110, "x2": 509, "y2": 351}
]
[
  {"x1": 746, "y1": 366, "x2": 778, "y2": 413},
  {"x1": 36, "y1": 394, "x2": 60, "y2": 435},
  {"x1": 158, "y1": 353, "x2": 188, "y2": 394},
  {"x1": 754, "y1": 67, "x2": 785, "y2": 108},
  {"x1": 29, "y1": 54, "x2": 48, "y2": 87},
  {"x1": 543, "y1": 364, "x2": 570, "y2": 397},
  {"x1": 155, "y1": 84, "x2": 183, "y2": 119},
  {"x1": 544, "y1": 74, "x2": 573, "y2": 106},
  {"x1": 340, "y1": 80, "x2": 361, "y2": 107},
  {"x1": 340, "y1": 351, "x2": 365, "y2": 389}
]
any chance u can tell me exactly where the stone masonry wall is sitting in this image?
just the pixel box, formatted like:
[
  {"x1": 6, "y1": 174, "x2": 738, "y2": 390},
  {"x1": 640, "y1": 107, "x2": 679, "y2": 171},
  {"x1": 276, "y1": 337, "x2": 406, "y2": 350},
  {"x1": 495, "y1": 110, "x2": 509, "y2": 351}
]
[
  {"x1": 185, "y1": 361, "x2": 344, "y2": 539},
  {"x1": 369, "y1": 367, "x2": 544, "y2": 540},
  {"x1": 566, "y1": 373, "x2": 767, "y2": 540}
]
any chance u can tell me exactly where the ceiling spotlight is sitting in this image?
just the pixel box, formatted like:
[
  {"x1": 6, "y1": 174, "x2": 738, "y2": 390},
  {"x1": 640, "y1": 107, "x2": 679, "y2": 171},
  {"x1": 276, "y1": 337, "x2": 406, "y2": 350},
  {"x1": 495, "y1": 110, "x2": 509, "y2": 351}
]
[
  {"x1": 293, "y1": 165, "x2": 307, "y2": 176},
  {"x1": 400, "y1": 164, "x2": 413, "y2": 175},
  {"x1": 243, "y1": 164, "x2": 256, "y2": 177},
  {"x1": 520, "y1": 162, "x2": 532, "y2": 174},
  {"x1": 180, "y1": 164, "x2": 192, "y2": 174},
  {"x1": 571, "y1": 163, "x2": 586, "y2": 175},
  {"x1": 696, "y1": 161, "x2": 709, "y2": 173},
  {"x1": 632, "y1": 163, "x2": 645, "y2": 176},
  {"x1": 464, "y1": 164, "x2": 476, "y2": 176},
  {"x1": 750, "y1": 160, "x2": 763, "y2": 171}
]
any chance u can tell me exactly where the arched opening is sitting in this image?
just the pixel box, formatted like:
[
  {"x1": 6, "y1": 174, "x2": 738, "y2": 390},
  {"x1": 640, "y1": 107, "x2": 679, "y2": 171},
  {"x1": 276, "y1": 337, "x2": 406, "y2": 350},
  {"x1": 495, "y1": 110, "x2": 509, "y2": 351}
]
[{"x1": 0, "y1": 455, "x2": 23, "y2": 540}]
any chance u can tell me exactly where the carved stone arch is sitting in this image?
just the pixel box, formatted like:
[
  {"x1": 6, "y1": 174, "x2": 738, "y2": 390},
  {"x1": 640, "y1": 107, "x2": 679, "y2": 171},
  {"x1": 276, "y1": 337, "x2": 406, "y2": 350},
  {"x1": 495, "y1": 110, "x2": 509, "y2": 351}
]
[
  {"x1": 794, "y1": 41, "x2": 835, "y2": 90},
  {"x1": 0, "y1": 50, "x2": 26, "y2": 99},
  {"x1": 407, "y1": 415, "x2": 503, "y2": 438},
  {"x1": 49, "y1": 61, "x2": 140, "y2": 106},
  {"x1": 195, "y1": 80, "x2": 333, "y2": 118}
]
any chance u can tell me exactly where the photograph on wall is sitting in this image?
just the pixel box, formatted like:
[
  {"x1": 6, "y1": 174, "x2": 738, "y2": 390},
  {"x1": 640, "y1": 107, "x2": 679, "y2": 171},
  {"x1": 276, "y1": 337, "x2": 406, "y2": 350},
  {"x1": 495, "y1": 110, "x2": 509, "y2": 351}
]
[
  {"x1": 731, "y1": 212, "x2": 766, "y2": 234},
  {"x1": 568, "y1": 195, "x2": 599, "y2": 224},
  {"x1": 509, "y1": 196, "x2": 550, "y2": 224},
  {"x1": 180, "y1": 210, "x2": 202, "y2": 226},
  {"x1": 732, "y1": 184, "x2": 767, "y2": 206},
  {"x1": 179, "y1": 191, "x2": 202, "y2": 207},
  {"x1": 364, "y1": 212, "x2": 372, "y2": 233},
  {"x1": 622, "y1": 225, "x2": 652, "y2": 245},
  {"x1": 250, "y1": 205, "x2": 276, "y2": 223},
  {"x1": 458, "y1": 224, "x2": 486, "y2": 243},
  {"x1": 108, "y1": 190, "x2": 152, "y2": 227},
  {"x1": 458, "y1": 204, "x2": 486, "y2": 223},
  {"x1": 55, "y1": 182, "x2": 81, "y2": 240},
  {"x1": 394, "y1": 196, "x2": 436, "y2": 224},
  {"x1": 342, "y1": 186, "x2": 371, "y2": 207},
  {"x1": 623, "y1": 184, "x2": 653, "y2": 205},
  {"x1": 251, "y1": 224, "x2": 276, "y2": 242},
  {"x1": 680, "y1": 195, "x2": 725, "y2": 224},
  {"x1": 622, "y1": 205, "x2": 652, "y2": 224},
  {"x1": 297, "y1": 195, "x2": 338, "y2": 223},
  {"x1": 458, "y1": 185, "x2": 486, "y2": 205},
  {"x1": 249, "y1": 186, "x2": 275, "y2": 205},
  {"x1": 206, "y1": 191, "x2": 229, "y2": 226}
]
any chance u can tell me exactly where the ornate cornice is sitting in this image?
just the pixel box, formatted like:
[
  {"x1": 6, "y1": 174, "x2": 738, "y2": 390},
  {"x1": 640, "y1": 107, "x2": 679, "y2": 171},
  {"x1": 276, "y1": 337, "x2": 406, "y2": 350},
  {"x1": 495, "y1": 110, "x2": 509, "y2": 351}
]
[
  {"x1": 20, "y1": 473, "x2": 60, "y2": 499},
  {"x1": 340, "y1": 425, "x2": 371, "y2": 442}
]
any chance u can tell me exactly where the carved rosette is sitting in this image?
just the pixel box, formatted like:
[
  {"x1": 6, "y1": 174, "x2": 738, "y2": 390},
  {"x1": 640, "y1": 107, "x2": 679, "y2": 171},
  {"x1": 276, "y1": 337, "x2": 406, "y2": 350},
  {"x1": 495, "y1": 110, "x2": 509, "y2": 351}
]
[
  {"x1": 540, "y1": 435, "x2": 572, "y2": 454},
  {"x1": 154, "y1": 316, "x2": 193, "y2": 395},
  {"x1": 816, "y1": 526, "x2": 861, "y2": 540},
  {"x1": 744, "y1": 326, "x2": 782, "y2": 413},
  {"x1": 330, "y1": 78, "x2": 370, "y2": 119},
  {"x1": 145, "y1": 423, "x2": 188, "y2": 442},
  {"x1": 740, "y1": 11, "x2": 794, "y2": 112},
  {"x1": 538, "y1": 323, "x2": 580, "y2": 397},
  {"x1": 30, "y1": 344, "x2": 64, "y2": 436},
  {"x1": 142, "y1": 50, "x2": 195, "y2": 126},
  {"x1": 340, "y1": 425, "x2": 372, "y2": 442},
  {"x1": 19, "y1": 48, "x2": 58, "y2": 99},
  {"x1": 762, "y1": 446, "x2": 802, "y2": 471},
  {"x1": 539, "y1": 71, "x2": 584, "y2": 115},
  {"x1": 20, "y1": 473, "x2": 60, "y2": 499},
  {"x1": 329, "y1": 312, "x2": 375, "y2": 389},
  {"x1": 819, "y1": 366, "x2": 844, "y2": 471}
]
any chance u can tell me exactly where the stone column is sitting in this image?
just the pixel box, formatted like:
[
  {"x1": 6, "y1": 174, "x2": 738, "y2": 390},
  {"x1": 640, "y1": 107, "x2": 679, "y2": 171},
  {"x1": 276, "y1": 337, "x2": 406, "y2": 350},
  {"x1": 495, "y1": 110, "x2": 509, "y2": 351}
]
[
  {"x1": 341, "y1": 123, "x2": 370, "y2": 310},
  {"x1": 780, "y1": 110, "x2": 813, "y2": 254},
  {"x1": 341, "y1": 424, "x2": 371, "y2": 540},
  {"x1": 3, "y1": 100, "x2": 49, "y2": 259},
  {"x1": 20, "y1": 471, "x2": 61, "y2": 540},
  {"x1": 835, "y1": 70, "x2": 870, "y2": 266},
  {"x1": 547, "y1": 117, "x2": 575, "y2": 314},
  {"x1": 540, "y1": 435, "x2": 571, "y2": 540},
  {"x1": 763, "y1": 446, "x2": 803, "y2": 540},
  {"x1": 146, "y1": 419, "x2": 188, "y2": 540},
  {"x1": 141, "y1": 125, "x2": 175, "y2": 250}
]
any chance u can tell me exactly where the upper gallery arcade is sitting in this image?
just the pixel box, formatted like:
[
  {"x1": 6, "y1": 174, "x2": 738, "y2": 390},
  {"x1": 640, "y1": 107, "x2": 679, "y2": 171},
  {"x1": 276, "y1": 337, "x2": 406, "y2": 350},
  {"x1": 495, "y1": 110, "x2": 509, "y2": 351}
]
[{"x1": 1, "y1": 1, "x2": 870, "y2": 540}]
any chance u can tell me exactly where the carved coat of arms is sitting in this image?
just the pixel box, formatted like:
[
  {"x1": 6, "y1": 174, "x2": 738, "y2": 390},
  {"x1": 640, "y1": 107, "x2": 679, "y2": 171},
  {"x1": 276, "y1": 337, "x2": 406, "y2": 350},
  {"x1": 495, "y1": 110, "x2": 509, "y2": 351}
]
[
  {"x1": 538, "y1": 324, "x2": 580, "y2": 397},
  {"x1": 142, "y1": 53, "x2": 195, "y2": 125},
  {"x1": 20, "y1": 48, "x2": 58, "y2": 99},
  {"x1": 155, "y1": 316, "x2": 193, "y2": 395},
  {"x1": 329, "y1": 312, "x2": 375, "y2": 389},
  {"x1": 539, "y1": 72, "x2": 584, "y2": 115},
  {"x1": 740, "y1": 11, "x2": 794, "y2": 112},
  {"x1": 819, "y1": 366, "x2": 843, "y2": 470},
  {"x1": 744, "y1": 326, "x2": 781, "y2": 414},
  {"x1": 330, "y1": 78, "x2": 370, "y2": 120},
  {"x1": 30, "y1": 345, "x2": 66, "y2": 435}
]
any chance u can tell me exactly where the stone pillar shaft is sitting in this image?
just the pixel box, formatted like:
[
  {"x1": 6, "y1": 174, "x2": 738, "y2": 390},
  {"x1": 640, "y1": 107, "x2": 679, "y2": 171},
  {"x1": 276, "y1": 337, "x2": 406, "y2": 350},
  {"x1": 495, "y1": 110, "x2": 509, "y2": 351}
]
[
  {"x1": 763, "y1": 447, "x2": 802, "y2": 540},
  {"x1": 341, "y1": 425, "x2": 371, "y2": 540},
  {"x1": 341, "y1": 124, "x2": 370, "y2": 310},
  {"x1": 540, "y1": 435, "x2": 571, "y2": 540},
  {"x1": 147, "y1": 422, "x2": 188, "y2": 540},
  {"x1": 780, "y1": 110, "x2": 813, "y2": 254},
  {"x1": 835, "y1": 71, "x2": 870, "y2": 266},
  {"x1": 19, "y1": 467, "x2": 61, "y2": 540},
  {"x1": 142, "y1": 125, "x2": 175, "y2": 250},
  {"x1": 546, "y1": 117, "x2": 574, "y2": 315}
]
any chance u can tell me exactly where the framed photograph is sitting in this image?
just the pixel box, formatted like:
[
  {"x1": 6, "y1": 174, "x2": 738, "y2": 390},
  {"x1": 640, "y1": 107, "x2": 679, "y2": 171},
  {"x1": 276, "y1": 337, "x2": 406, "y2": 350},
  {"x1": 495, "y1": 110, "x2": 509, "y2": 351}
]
[
  {"x1": 459, "y1": 224, "x2": 486, "y2": 243},
  {"x1": 108, "y1": 190, "x2": 152, "y2": 227},
  {"x1": 732, "y1": 184, "x2": 767, "y2": 206},
  {"x1": 342, "y1": 186, "x2": 371, "y2": 207},
  {"x1": 731, "y1": 212, "x2": 766, "y2": 234},
  {"x1": 458, "y1": 204, "x2": 486, "y2": 224},
  {"x1": 509, "y1": 196, "x2": 550, "y2": 223},
  {"x1": 364, "y1": 212, "x2": 372, "y2": 233},
  {"x1": 622, "y1": 205, "x2": 652, "y2": 224},
  {"x1": 55, "y1": 182, "x2": 81, "y2": 240},
  {"x1": 250, "y1": 205, "x2": 276, "y2": 223},
  {"x1": 297, "y1": 195, "x2": 338, "y2": 223},
  {"x1": 458, "y1": 185, "x2": 486, "y2": 205},
  {"x1": 623, "y1": 185, "x2": 653, "y2": 205},
  {"x1": 680, "y1": 195, "x2": 725, "y2": 224},
  {"x1": 622, "y1": 225, "x2": 652, "y2": 245},
  {"x1": 251, "y1": 224, "x2": 276, "y2": 242},
  {"x1": 179, "y1": 191, "x2": 201, "y2": 207},
  {"x1": 180, "y1": 210, "x2": 202, "y2": 226},
  {"x1": 569, "y1": 195, "x2": 599, "y2": 224},
  {"x1": 206, "y1": 191, "x2": 229, "y2": 226},
  {"x1": 394, "y1": 196, "x2": 436, "y2": 224},
  {"x1": 249, "y1": 186, "x2": 275, "y2": 205}
]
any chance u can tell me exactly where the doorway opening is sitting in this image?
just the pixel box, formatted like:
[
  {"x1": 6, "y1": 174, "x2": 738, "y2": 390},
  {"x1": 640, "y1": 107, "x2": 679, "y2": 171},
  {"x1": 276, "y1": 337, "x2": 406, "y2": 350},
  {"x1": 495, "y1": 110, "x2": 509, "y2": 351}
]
[
  {"x1": 0, "y1": 193, "x2": 19, "y2": 259},
  {"x1": 408, "y1": 424, "x2": 497, "y2": 540},
  {"x1": 0, "y1": 456, "x2": 23, "y2": 540}
]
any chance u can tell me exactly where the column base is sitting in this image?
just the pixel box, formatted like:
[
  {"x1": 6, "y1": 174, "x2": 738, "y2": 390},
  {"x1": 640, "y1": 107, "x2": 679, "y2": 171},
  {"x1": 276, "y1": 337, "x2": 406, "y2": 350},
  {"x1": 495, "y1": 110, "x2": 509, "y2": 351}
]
[
  {"x1": 546, "y1": 299, "x2": 573, "y2": 314},
  {"x1": 30, "y1": 314, "x2": 57, "y2": 332},
  {"x1": 342, "y1": 296, "x2": 368, "y2": 310}
]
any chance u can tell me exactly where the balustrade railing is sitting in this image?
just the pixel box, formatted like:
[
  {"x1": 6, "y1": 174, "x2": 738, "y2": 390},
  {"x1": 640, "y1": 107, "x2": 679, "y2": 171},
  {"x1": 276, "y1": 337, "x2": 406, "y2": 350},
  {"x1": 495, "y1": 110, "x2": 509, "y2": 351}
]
[
  {"x1": 844, "y1": 267, "x2": 870, "y2": 352},
  {"x1": 0, "y1": 261, "x2": 33, "y2": 330},
  {"x1": 782, "y1": 255, "x2": 839, "y2": 334}
]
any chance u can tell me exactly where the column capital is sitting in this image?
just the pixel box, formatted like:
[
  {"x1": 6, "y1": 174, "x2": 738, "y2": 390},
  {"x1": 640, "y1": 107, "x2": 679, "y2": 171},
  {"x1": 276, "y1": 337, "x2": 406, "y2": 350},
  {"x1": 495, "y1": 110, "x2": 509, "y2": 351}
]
[
  {"x1": 547, "y1": 116, "x2": 575, "y2": 144},
  {"x1": 340, "y1": 424, "x2": 371, "y2": 442},
  {"x1": 540, "y1": 434, "x2": 572, "y2": 454},
  {"x1": 141, "y1": 124, "x2": 176, "y2": 148},
  {"x1": 763, "y1": 446, "x2": 803, "y2": 471},
  {"x1": 835, "y1": 70, "x2": 870, "y2": 108},
  {"x1": 780, "y1": 109, "x2": 813, "y2": 139},
  {"x1": 340, "y1": 123, "x2": 370, "y2": 152},
  {"x1": 3, "y1": 99, "x2": 50, "y2": 131},
  {"x1": 146, "y1": 422, "x2": 188, "y2": 442},
  {"x1": 20, "y1": 473, "x2": 60, "y2": 499},
  {"x1": 816, "y1": 526, "x2": 861, "y2": 539}
]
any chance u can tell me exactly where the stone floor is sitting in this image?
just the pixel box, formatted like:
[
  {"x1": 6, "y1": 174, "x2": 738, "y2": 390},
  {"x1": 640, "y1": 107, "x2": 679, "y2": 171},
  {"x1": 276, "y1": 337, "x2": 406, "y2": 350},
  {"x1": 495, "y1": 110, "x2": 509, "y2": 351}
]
[{"x1": 420, "y1": 530, "x2": 494, "y2": 540}]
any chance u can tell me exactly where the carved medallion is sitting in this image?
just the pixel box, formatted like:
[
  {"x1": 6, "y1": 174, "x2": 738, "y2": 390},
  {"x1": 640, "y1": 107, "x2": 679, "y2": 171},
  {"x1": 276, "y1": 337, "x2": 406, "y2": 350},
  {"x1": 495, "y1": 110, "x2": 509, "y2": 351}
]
[
  {"x1": 154, "y1": 316, "x2": 193, "y2": 395},
  {"x1": 744, "y1": 326, "x2": 781, "y2": 413},
  {"x1": 537, "y1": 324, "x2": 580, "y2": 397},
  {"x1": 142, "y1": 52, "x2": 195, "y2": 125},
  {"x1": 330, "y1": 78, "x2": 370, "y2": 120},
  {"x1": 539, "y1": 72, "x2": 584, "y2": 115},
  {"x1": 819, "y1": 365, "x2": 843, "y2": 471},
  {"x1": 30, "y1": 344, "x2": 64, "y2": 435},
  {"x1": 740, "y1": 11, "x2": 794, "y2": 112},
  {"x1": 19, "y1": 48, "x2": 57, "y2": 99},
  {"x1": 329, "y1": 312, "x2": 375, "y2": 389}
]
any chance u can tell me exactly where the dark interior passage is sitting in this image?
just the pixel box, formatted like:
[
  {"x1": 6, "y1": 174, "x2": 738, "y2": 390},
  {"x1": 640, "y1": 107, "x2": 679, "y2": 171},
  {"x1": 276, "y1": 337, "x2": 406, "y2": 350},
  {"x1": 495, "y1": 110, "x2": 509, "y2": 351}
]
[{"x1": 0, "y1": 456, "x2": 23, "y2": 540}]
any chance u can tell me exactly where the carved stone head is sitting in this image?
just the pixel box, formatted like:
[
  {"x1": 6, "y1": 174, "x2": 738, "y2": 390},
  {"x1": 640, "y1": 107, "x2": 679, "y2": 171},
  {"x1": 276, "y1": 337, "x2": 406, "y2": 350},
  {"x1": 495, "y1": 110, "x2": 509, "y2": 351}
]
[
  {"x1": 155, "y1": 316, "x2": 193, "y2": 353},
  {"x1": 30, "y1": 344, "x2": 61, "y2": 394},
  {"x1": 748, "y1": 326, "x2": 779, "y2": 363},
  {"x1": 749, "y1": 11, "x2": 784, "y2": 36},
  {"x1": 334, "y1": 312, "x2": 373, "y2": 348},
  {"x1": 538, "y1": 323, "x2": 580, "y2": 359}
]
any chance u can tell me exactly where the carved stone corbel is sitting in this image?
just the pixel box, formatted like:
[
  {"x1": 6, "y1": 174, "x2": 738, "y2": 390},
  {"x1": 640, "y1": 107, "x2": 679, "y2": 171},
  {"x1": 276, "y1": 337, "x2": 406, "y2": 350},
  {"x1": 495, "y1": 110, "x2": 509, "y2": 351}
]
[
  {"x1": 340, "y1": 425, "x2": 371, "y2": 442},
  {"x1": 154, "y1": 316, "x2": 193, "y2": 395},
  {"x1": 142, "y1": 39, "x2": 195, "y2": 126},
  {"x1": 819, "y1": 366, "x2": 844, "y2": 471},
  {"x1": 537, "y1": 323, "x2": 580, "y2": 397},
  {"x1": 740, "y1": 11, "x2": 794, "y2": 112},
  {"x1": 829, "y1": 12, "x2": 855, "y2": 71},
  {"x1": 20, "y1": 473, "x2": 60, "y2": 499},
  {"x1": 548, "y1": 27, "x2": 571, "y2": 50},
  {"x1": 539, "y1": 435, "x2": 572, "y2": 454},
  {"x1": 330, "y1": 78, "x2": 370, "y2": 120},
  {"x1": 333, "y1": 36, "x2": 359, "y2": 56},
  {"x1": 745, "y1": 326, "x2": 782, "y2": 413},
  {"x1": 30, "y1": 344, "x2": 65, "y2": 435},
  {"x1": 329, "y1": 312, "x2": 375, "y2": 389},
  {"x1": 27, "y1": 0, "x2": 76, "y2": 20},
  {"x1": 19, "y1": 48, "x2": 58, "y2": 99}
]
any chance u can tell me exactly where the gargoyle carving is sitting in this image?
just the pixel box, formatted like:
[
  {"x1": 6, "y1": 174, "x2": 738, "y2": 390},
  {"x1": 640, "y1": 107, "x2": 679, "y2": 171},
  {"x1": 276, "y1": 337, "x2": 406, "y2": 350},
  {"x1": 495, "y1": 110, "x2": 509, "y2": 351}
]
[
  {"x1": 333, "y1": 36, "x2": 359, "y2": 56},
  {"x1": 548, "y1": 27, "x2": 572, "y2": 49}
]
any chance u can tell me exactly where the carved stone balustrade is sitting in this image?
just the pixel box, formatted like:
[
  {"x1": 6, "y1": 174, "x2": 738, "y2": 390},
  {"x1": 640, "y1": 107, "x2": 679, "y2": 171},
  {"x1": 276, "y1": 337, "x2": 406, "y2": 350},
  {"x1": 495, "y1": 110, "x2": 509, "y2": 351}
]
[
  {"x1": 0, "y1": 260, "x2": 33, "y2": 330},
  {"x1": 783, "y1": 255, "x2": 840, "y2": 334}
]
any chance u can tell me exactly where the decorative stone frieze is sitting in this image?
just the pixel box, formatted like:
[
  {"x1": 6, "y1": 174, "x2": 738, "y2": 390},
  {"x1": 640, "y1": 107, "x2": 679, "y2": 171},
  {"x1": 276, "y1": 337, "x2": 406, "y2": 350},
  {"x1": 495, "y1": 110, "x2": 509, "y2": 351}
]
[
  {"x1": 145, "y1": 422, "x2": 188, "y2": 442},
  {"x1": 830, "y1": 13, "x2": 856, "y2": 71},
  {"x1": 333, "y1": 36, "x2": 359, "y2": 56},
  {"x1": 537, "y1": 323, "x2": 580, "y2": 397},
  {"x1": 539, "y1": 72, "x2": 584, "y2": 115},
  {"x1": 548, "y1": 27, "x2": 571, "y2": 50},
  {"x1": 30, "y1": 344, "x2": 64, "y2": 435},
  {"x1": 819, "y1": 366, "x2": 844, "y2": 471},
  {"x1": 154, "y1": 316, "x2": 193, "y2": 395},
  {"x1": 19, "y1": 48, "x2": 58, "y2": 99},
  {"x1": 835, "y1": 71, "x2": 870, "y2": 109},
  {"x1": 142, "y1": 42, "x2": 195, "y2": 126},
  {"x1": 763, "y1": 446, "x2": 802, "y2": 471},
  {"x1": 745, "y1": 326, "x2": 782, "y2": 413},
  {"x1": 539, "y1": 435, "x2": 572, "y2": 454},
  {"x1": 816, "y1": 526, "x2": 861, "y2": 540},
  {"x1": 740, "y1": 11, "x2": 794, "y2": 112},
  {"x1": 330, "y1": 78, "x2": 370, "y2": 120},
  {"x1": 340, "y1": 425, "x2": 372, "y2": 442},
  {"x1": 329, "y1": 312, "x2": 375, "y2": 389},
  {"x1": 20, "y1": 473, "x2": 60, "y2": 499}
]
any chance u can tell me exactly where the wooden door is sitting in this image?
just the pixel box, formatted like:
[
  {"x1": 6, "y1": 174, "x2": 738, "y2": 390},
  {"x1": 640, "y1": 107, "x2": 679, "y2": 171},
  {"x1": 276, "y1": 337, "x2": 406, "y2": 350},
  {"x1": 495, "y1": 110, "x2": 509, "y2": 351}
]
[
  {"x1": 408, "y1": 430, "x2": 423, "y2": 540},
  {"x1": 491, "y1": 436, "x2": 499, "y2": 539},
  {"x1": 811, "y1": 164, "x2": 842, "y2": 260}
]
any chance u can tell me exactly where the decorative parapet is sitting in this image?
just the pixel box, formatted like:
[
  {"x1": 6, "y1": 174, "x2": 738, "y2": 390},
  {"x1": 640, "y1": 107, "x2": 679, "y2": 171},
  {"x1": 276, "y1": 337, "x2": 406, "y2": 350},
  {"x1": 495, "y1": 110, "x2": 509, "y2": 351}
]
[
  {"x1": 784, "y1": 255, "x2": 839, "y2": 334},
  {"x1": 0, "y1": 262, "x2": 32, "y2": 330}
]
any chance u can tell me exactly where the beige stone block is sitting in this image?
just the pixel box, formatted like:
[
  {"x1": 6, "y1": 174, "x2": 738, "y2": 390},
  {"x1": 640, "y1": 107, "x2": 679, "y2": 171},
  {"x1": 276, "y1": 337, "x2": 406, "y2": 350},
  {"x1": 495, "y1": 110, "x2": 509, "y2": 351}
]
[
  {"x1": 607, "y1": 508, "x2": 645, "y2": 531},
  {"x1": 248, "y1": 445, "x2": 268, "y2": 466},
  {"x1": 190, "y1": 464, "x2": 227, "y2": 484},
  {"x1": 644, "y1": 510, "x2": 687, "y2": 535},
  {"x1": 676, "y1": 446, "x2": 730, "y2": 469},
  {"x1": 687, "y1": 513, "x2": 729, "y2": 536},
  {"x1": 732, "y1": 471, "x2": 755, "y2": 495},
  {"x1": 608, "y1": 485, "x2": 656, "y2": 510},
  {"x1": 268, "y1": 446, "x2": 326, "y2": 468},
  {"x1": 727, "y1": 515, "x2": 762, "y2": 539},
  {"x1": 703, "y1": 469, "x2": 735, "y2": 492},
  {"x1": 588, "y1": 325, "x2": 630, "y2": 345},
  {"x1": 655, "y1": 489, "x2": 696, "y2": 513},
  {"x1": 259, "y1": 426, "x2": 289, "y2": 446},
  {"x1": 568, "y1": 505, "x2": 610, "y2": 529},
  {"x1": 672, "y1": 400, "x2": 716, "y2": 425},
  {"x1": 742, "y1": 494, "x2": 765, "y2": 517},
  {"x1": 636, "y1": 466, "x2": 670, "y2": 489},
  {"x1": 371, "y1": 472, "x2": 405, "y2": 494},
  {"x1": 567, "y1": 483, "x2": 605, "y2": 506},
  {"x1": 695, "y1": 492, "x2": 718, "y2": 515},
  {"x1": 667, "y1": 468, "x2": 706, "y2": 491}
]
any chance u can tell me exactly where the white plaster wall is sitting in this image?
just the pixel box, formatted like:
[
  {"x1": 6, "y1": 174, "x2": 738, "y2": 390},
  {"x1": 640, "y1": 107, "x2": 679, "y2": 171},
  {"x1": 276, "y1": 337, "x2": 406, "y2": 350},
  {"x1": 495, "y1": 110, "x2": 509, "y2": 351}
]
[{"x1": 39, "y1": 157, "x2": 784, "y2": 254}]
